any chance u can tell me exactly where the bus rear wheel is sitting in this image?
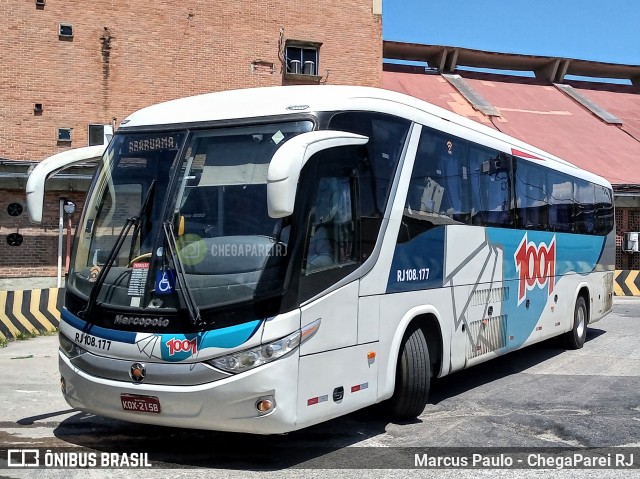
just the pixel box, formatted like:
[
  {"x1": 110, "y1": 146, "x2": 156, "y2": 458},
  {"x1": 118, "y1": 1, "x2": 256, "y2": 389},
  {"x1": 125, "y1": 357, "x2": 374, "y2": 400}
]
[
  {"x1": 562, "y1": 296, "x2": 588, "y2": 349},
  {"x1": 389, "y1": 325, "x2": 430, "y2": 420}
]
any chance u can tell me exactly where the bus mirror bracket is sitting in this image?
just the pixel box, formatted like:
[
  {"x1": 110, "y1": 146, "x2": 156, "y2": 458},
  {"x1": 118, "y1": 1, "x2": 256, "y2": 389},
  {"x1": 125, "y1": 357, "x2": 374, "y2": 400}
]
[{"x1": 266, "y1": 130, "x2": 368, "y2": 218}]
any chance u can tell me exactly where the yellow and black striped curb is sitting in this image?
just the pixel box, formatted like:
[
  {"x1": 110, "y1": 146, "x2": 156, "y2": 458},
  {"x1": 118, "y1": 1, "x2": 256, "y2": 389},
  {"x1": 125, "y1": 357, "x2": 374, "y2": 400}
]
[
  {"x1": 614, "y1": 270, "x2": 640, "y2": 296},
  {"x1": 0, "y1": 288, "x2": 63, "y2": 340},
  {"x1": 0, "y1": 273, "x2": 635, "y2": 339}
]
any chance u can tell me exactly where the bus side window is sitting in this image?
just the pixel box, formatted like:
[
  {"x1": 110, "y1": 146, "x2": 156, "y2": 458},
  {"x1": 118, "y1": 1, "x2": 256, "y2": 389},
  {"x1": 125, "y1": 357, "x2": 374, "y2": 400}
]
[
  {"x1": 594, "y1": 185, "x2": 614, "y2": 235},
  {"x1": 469, "y1": 147, "x2": 512, "y2": 227},
  {"x1": 548, "y1": 171, "x2": 574, "y2": 233},
  {"x1": 574, "y1": 179, "x2": 595, "y2": 234},
  {"x1": 401, "y1": 127, "x2": 470, "y2": 241},
  {"x1": 328, "y1": 111, "x2": 410, "y2": 259},
  {"x1": 426, "y1": 134, "x2": 468, "y2": 220},
  {"x1": 514, "y1": 158, "x2": 548, "y2": 230}
]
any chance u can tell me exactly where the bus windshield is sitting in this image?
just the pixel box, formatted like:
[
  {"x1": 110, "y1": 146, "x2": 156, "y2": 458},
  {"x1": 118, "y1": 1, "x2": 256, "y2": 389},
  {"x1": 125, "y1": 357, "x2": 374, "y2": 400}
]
[{"x1": 68, "y1": 121, "x2": 313, "y2": 314}]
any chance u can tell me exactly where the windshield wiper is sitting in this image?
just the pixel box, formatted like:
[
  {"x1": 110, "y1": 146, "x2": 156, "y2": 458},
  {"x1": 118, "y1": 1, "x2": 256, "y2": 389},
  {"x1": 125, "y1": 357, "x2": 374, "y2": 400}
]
[
  {"x1": 80, "y1": 182, "x2": 156, "y2": 320},
  {"x1": 162, "y1": 221, "x2": 204, "y2": 330},
  {"x1": 79, "y1": 217, "x2": 135, "y2": 320}
]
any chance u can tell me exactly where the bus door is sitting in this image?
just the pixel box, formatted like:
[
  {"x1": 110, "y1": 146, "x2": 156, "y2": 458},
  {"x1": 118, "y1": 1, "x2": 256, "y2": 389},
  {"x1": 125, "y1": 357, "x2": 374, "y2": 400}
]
[{"x1": 294, "y1": 147, "x2": 379, "y2": 426}]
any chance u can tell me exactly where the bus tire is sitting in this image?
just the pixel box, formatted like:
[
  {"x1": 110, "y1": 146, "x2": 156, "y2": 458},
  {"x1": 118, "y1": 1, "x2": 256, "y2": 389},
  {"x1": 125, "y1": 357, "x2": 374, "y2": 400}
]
[
  {"x1": 389, "y1": 325, "x2": 430, "y2": 419},
  {"x1": 562, "y1": 296, "x2": 588, "y2": 349}
]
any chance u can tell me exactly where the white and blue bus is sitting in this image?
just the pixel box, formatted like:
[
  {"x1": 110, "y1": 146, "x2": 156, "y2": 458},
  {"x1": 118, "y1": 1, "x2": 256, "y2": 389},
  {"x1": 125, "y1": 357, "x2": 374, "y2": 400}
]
[{"x1": 33, "y1": 86, "x2": 615, "y2": 434}]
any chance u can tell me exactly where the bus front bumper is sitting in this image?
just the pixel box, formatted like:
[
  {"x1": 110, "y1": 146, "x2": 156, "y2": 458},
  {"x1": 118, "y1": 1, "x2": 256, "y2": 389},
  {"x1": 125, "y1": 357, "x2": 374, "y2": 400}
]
[{"x1": 59, "y1": 350, "x2": 300, "y2": 435}]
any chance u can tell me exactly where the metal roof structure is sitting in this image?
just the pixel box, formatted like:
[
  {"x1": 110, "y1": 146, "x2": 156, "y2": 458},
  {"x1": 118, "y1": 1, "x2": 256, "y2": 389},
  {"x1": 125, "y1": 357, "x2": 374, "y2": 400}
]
[
  {"x1": 383, "y1": 41, "x2": 640, "y2": 85},
  {"x1": 383, "y1": 42, "x2": 640, "y2": 188}
]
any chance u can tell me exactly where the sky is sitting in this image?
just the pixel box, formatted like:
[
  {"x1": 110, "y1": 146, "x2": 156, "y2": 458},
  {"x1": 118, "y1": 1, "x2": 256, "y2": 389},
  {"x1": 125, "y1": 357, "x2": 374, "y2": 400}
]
[{"x1": 383, "y1": 0, "x2": 640, "y2": 65}]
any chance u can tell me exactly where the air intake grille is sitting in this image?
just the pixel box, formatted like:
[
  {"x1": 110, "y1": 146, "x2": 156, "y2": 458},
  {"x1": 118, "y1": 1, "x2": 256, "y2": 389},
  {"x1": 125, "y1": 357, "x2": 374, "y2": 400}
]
[
  {"x1": 466, "y1": 315, "x2": 508, "y2": 359},
  {"x1": 470, "y1": 287, "x2": 509, "y2": 306}
]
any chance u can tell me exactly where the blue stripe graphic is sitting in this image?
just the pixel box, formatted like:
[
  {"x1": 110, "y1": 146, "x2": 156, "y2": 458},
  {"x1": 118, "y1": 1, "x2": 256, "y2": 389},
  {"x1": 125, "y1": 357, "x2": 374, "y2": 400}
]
[
  {"x1": 158, "y1": 320, "x2": 262, "y2": 361},
  {"x1": 61, "y1": 307, "x2": 263, "y2": 361},
  {"x1": 61, "y1": 308, "x2": 137, "y2": 344}
]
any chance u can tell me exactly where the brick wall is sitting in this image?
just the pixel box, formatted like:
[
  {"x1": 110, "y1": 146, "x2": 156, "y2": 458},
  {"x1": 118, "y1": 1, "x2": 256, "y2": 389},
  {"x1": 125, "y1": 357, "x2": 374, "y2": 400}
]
[
  {"x1": 616, "y1": 207, "x2": 640, "y2": 270},
  {"x1": 0, "y1": 0, "x2": 381, "y2": 278},
  {"x1": 0, "y1": 0, "x2": 382, "y2": 161},
  {"x1": 0, "y1": 189, "x2": 85, "y2": 278}
]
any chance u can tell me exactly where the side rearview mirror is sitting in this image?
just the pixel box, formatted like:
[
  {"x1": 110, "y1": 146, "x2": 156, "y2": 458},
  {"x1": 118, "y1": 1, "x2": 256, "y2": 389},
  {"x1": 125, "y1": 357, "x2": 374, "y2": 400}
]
[
  {"x1": 266, "y1": 130, "x2": 368, "y2": 218},
  {"x1": 26, "y1": 144, "x2": 106, "y2": 223}
]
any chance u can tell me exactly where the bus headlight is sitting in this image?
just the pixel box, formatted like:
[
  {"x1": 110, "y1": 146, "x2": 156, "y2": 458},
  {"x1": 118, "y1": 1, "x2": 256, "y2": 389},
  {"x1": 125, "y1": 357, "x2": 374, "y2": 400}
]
[
  {"x1": 208, "y1": 319, "x2": 320, "y2": 374},
  {"x1": 59, "y1": 332, "x2": 87, "y2": 358}
]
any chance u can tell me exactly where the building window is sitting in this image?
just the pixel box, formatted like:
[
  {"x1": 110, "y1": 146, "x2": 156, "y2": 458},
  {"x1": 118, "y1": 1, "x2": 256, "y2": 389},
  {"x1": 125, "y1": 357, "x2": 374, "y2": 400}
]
[
  {"x1": 59, "y1": 23, "x2": 73, "y2": 38},
  {"x1": 57, "y1": 128, "x2": 72, "y2": 142},
  {"x1": 285, "y1": 41, "x2": 321, "y2": 78}
]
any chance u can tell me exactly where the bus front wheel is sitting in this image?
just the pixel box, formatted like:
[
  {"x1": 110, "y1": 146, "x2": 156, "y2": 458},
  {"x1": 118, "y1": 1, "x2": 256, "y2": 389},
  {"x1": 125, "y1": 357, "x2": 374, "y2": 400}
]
[
  {"x1": 389, "y1": 325, "x2": 430, "y2": 420},
  {"x1": 562, "y1": 296, "x2": 588, "y2": 349}
]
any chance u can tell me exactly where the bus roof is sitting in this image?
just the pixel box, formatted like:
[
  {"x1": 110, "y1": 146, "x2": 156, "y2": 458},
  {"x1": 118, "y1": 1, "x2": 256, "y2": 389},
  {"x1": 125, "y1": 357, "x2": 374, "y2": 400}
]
[
  {"x1": 119, "y1": 85, "x2": 611, "y2": 189},
  {"x1": 119, "y1": 85, "x2": 414, "y2": 127}
]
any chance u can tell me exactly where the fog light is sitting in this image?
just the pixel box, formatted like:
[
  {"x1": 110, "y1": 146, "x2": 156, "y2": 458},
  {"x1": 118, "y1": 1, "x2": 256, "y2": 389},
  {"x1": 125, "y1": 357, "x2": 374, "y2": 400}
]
[
  {"x1": 256, "y1": 397, "x2": 275, "y2": 413},
  {"x1": 60, "y1": 376, "x2": 66, "y2": 394}
]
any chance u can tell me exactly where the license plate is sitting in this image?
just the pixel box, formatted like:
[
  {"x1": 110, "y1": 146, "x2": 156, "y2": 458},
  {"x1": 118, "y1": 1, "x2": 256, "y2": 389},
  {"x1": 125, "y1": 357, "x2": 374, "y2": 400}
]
[{"x1": 120, "y1": 394, "x2": 161, "y2": 414}]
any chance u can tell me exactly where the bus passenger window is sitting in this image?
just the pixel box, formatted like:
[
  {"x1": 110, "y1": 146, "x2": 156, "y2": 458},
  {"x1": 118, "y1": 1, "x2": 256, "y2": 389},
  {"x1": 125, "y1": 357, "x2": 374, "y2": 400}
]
[
  {"x1": 548, "y1": 171, "x2": 574, "y2": 233},
  {"x1": 594, "y1": 185, "x2": 614, "y2": 235},
  {"x1": 514, "y1": 159, "x2": 548, "y2": 230},
  {"x1": 574, "y1": 180, "x2": 595, "y2": 234},
  {"x1": 401, "y1": 128, "x2": 470, "y2": 241},
  {"x1": 328, "y1": 112, "x2": 410, "y2": 216},
  {"x1": 328, "y1": 112, "x2": 411, "y2": 260},
  {"x1": 469, "y1": 148, "x2": 512, "y2": 227}
]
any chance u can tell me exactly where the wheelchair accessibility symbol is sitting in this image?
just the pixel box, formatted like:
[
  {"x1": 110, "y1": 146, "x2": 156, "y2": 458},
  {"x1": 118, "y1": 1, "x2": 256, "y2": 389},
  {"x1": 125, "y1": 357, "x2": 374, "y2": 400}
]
[{"x1": 155, "y1": 269, "x2": 176, "y2": 295}]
